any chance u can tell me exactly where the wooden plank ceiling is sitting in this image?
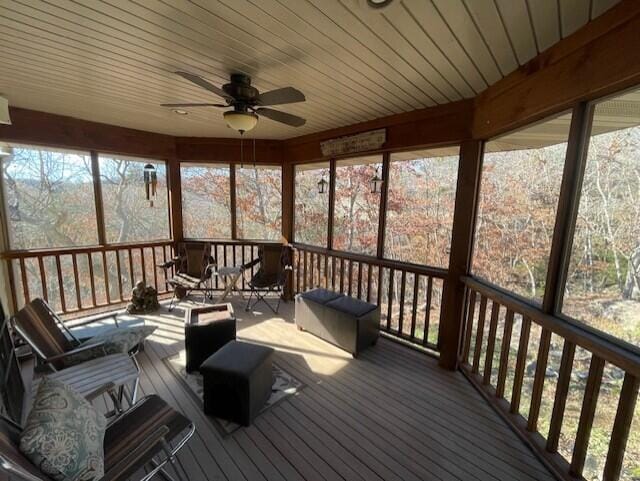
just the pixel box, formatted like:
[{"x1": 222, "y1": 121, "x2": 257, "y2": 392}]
[{"x1": 0, "y1": 0, "x2": 623, "y2": 139}]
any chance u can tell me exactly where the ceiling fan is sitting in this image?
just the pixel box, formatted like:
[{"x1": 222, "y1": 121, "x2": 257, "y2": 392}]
[{"x1": 161, "y1": 72, "x2": 306, "y2": 133}]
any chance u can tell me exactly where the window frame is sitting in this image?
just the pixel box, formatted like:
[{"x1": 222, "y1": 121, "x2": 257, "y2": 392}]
[
  {"x1": 0, "y1": 143, "x2": 100, "y2": 250},
  {"x1": 97, "y1": 153, "x2": 172, "y2": 245},
  {"x1": 179, "y1": 161, "x2": 233, "y2": 241}
]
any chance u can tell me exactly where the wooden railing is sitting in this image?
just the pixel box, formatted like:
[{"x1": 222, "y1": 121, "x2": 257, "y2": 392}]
[
  {"x1": 3, "y1": 240, "x2": 274, "y2": 316},
  {"x1": 292, "y1": 244, "x2": 448, "y2": 351},
  {"x1": 460, "y1": 276, "x2": 640, "y2": 481}
]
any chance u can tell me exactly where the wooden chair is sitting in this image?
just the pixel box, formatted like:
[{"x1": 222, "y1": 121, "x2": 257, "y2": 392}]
[
  {"x1": 244, "y1": 245, "x2": 293, "y2": 314},
  {"x1": 158, "y1": 242, "x2": 217, "y2": 311}
]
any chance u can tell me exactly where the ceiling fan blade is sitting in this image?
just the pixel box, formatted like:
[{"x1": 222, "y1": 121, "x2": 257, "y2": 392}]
[
  {"x1": 257, "y1": 87, "x2": 305, "y2": 106},
  {"x1": 174, "y1": 71, "x2": 234, "y2": 102},
  {"x1": 256, "y1": 108, "x2": 306, "y2": 127},
  {"x1": 161, "y1": 103, "x2": 228, "y2": 107}
]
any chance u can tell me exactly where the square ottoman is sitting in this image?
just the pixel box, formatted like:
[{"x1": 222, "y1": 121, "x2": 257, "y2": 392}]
[
  {"x1": 200, "y1": 340, "x2": 274, "y2": 426},
  {"x1": 185, "y1": 304, "x2": 236, "y2": 373}
]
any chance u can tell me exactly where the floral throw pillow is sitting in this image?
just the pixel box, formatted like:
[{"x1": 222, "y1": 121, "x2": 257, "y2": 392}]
[{"x1": 19, "y1": 378, "x2": 106, "y2": 481}]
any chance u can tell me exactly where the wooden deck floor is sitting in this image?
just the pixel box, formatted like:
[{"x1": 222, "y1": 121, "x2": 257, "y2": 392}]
[{"x1": 100, "y1": 297, "x2": 555, "y2": 481}]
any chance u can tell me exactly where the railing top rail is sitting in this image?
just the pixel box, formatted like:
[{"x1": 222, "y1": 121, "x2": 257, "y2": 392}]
[
  {"x1": 0, "y1": 239, "x2": 284, "y2": 259},
  {"x1": 1, "y1": 239, "x2": 175, "y2": 259},
  {"x1": 292, "y1": 243, "x2": 448, "y2": 279},
  {"x1": 462, "y1": 275, "x2": 640, "y2": 377}
]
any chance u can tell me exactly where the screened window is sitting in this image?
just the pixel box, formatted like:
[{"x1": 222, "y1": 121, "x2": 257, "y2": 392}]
[
  {"x1": 563, "y1": 89, "x2": 640, "y2": 346},
  {"x1": 181, "y1": 163, "x2": 231, "y2": 239},
  {"x1": 472, "y1": 112, "x2": 572, "y2": 303},
  {"x1": 236, "y1": 165, "x2": 282, "y2": 240},
  {"x1": 333, "y1": 155, "x2": 382, "y2": 256},
  {"x1": 294, "y1": 162, "x2": 330, "y2": 246},
  {"x1": 385, "y1": 148, "x2": 459, "y2": 267},
  {"x1": 98, "y1": 155, "x2": 170, "y2": 243},
  {"x1": 1, "y1": 143, "x2": 98, "y2": 249}
]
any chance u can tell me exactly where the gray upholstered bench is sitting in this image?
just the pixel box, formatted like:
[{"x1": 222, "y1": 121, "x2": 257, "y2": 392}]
[
  {"x1": 200, "y1": 340, "x2": 274, "y2": 426},
  {"x1": 295, "y1": 288, "x2": 380, "y2": 357}
]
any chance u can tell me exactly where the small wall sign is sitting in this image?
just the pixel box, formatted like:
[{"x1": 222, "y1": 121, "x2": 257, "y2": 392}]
[{"x1": 320, "y1": 128, "x2": 386, "y2": 157}]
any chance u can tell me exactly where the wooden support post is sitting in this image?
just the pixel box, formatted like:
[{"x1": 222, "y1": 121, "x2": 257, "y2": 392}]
[
  {"x1": 376, "y1": 152, "x2": 390, "y2": 259},
  {"x1": 167, "y1": 158, "x2": 183, "y2": 244},
  {"x1": 543, "y1": 102, "x2": 594, "y2": 314},
  {"x1": 230, "y1": 164, "x2": 237, "y2": 240},
  {"x1": 282, "y1": 162, "x2": 295, "y2": 299},
  {"x1": 90, "y1": 152, "x2": 107, "y2": 245},
  {"x1": 327, "y1": 159, "x2": 336, "y2": 250},
  {"x1": 439, "y1": 140, "x2": 484, "y2": 370}
]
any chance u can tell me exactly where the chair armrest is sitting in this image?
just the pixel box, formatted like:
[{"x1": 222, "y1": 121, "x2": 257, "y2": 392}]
[
  {"x1": 102, "y1": 426, "x2": 170, "y2": 479},
  {"x1": 242, "y1": 257, "x2": 261, "y2": 270},
  {"x1": 157, "y1": 259, "x2": 177, "y2": 270},
  {"x1": 43, "y1": 341, "x2": 106, "y2": 364}
]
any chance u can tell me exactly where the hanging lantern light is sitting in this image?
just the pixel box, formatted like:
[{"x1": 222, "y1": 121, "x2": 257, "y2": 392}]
[
  {"x1": 143, "y1": 163, "x2": 157, "y2": 207},
  {"x1": 317, "y1": 175, "x2": 328, "y2": 194},
  {"x1": 370, "y1": 166, "x2": 384, "y2": 194}
]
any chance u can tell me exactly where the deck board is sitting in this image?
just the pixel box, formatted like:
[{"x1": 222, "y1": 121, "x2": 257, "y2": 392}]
[{"x1": 85, "y1": 298, "x2": 555, "y2": 481}]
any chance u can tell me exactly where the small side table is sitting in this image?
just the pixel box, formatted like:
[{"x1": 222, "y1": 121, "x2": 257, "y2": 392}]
[
  {"x1": 184, "y1": 304, "x2": 236, "y2": 373},
  {"x1": 216, "y1": 266, "x2": 244, "y2": 302}
]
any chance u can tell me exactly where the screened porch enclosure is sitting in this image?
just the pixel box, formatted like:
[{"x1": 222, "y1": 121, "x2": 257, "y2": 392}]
[{"x1": 1, "y1": 2, "x2": 640, "y2": 481}]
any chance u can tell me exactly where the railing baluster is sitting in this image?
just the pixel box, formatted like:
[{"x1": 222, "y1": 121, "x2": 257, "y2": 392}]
[
  {"x1": 386, "y1": 268, "x2": 394, "y2": 331},
  {"x1": 528, "y1": 328, "x2": 552, "y2": 431},
  {"x1": 127, "y1": 249, "x2": 134, "y2": 290},
  {"x1": 38, "y1": 256, "x2": 48, "y2": 303},
  {"x1": 151, "y1": 247, "x2": 158, "y2": 292},
  {"x1": 55, "y1": 255, "x2": 65, "y2": 312},
  {"x1": 102, "y1": 251, "x2": 111, "y2": 304},
  {"x1": 423, "y1": 276, "x2": 433, "y2": 346},
  {"x1": 339, "y1": 258, "x2": 345, "y2": 293},
  {"x1": 472, "y1": 295, "x2": 488, "y2": 374},
  {"x1": 357, "y1": 262, "x2": 363, "y2": 300},
  {"x1": 332, "y1": 256, "x2": 337, "y2": 291},
  {"x1": 510, "y1": 316, "x2": 531, "y2": 414},
  {"x1": 317, "y1": 253, "x2": 321, "y2": 288},
  {"x1": 19, "y1": 257, "x2": 29, "y2": 304},
  {"x1": 347, "y1": 260, "x2": 354, "y2": 296},
  {"x1": 116, "y1": 250, "x2": 124, "y2": 301},
  {"x1": 398, "y1": 270, "x2": 406, "y2": 335},
  {"x1": 410, "y1": 274, "x2": 419, "y2": 340},
  {"x1": 547, "y1": 340, "x2": 576, "y2": 453},
  {"x1": 462, "y1": 290, "x2": 477, "y2": 364},
  {"x1": 366, "y1": 264, "x2": 372, "y2": 303},
  {"x1": 303, "y1": 251, "x2": 308, "y2": 291},
  {"x1": 495, "y1": 309, "x2": 514, "y2": 398},
  {"x1": 324, "y1": 255, "x2": 329, "y2": 288},
  {"x1": 309, "y1": 252, "x2": 315, "y2": 288},
  {"x1": 376, "y1": 265, "x2": 383, "y2": 308},
  {"x1": 241, "y1": 246, "x2": 246, "y2": 290},
  {"x1": 88, "y1": 253, "x2": 97, "y2": 307},
  {"x1": 570, "y1": 355, "x2": 605, "y2": 477},
  {"x1": 483, "y1": 301, "x2": 500, "y2": 385},
  {"x1": 603, "y1": 373, "x2": 639, "y2": 481},
  {"x1": 72, "y1": 253, "x2": 81, "y2": 310}
]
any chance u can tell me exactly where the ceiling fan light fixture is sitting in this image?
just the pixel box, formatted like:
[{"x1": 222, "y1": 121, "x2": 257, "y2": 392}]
[
  {"x1": 224, "y1": 110, "x2": 258, "y2": 133},
  {"x1": 366, "y1": 0, "x2": 393, "y2": 9}
]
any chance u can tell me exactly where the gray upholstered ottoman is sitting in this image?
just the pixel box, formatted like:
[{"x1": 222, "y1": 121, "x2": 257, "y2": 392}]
[
  {"x1": 295, "y1": 288, "x2": 380, "y2": 357},
  {"x1": 200, "y1": 340, "x2": 274, "y2": 426}
]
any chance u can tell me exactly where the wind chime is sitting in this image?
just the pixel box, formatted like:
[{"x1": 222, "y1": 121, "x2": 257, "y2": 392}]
[{"x1": 143, "y1": 163, "x2": 157, "y2": 207}]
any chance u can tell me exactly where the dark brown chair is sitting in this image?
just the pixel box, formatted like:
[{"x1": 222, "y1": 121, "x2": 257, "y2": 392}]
[
  {"x1": 244, "y1": 245, "x2": 293, "y2": 314},
  {"x1": 158, "y1": 242, "x2": 217, "y2": 311}
]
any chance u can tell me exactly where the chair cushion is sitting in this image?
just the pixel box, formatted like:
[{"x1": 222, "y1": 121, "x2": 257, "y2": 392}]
[
  {"x1": 19, "y1": 378, "x2": 106, "y2": 481},
  {"x1": 299, "y1": 288, "x2": 344, "y2": 305},
  {"x1": 325, "y1": 295, "x2": 377, "y2": 318},
  {"x1": 66, "y1": 326, "x2": 156, "y2": 367},
  {"x1": 103, "y1": 395, "x2": 191, "y2": 481}
]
